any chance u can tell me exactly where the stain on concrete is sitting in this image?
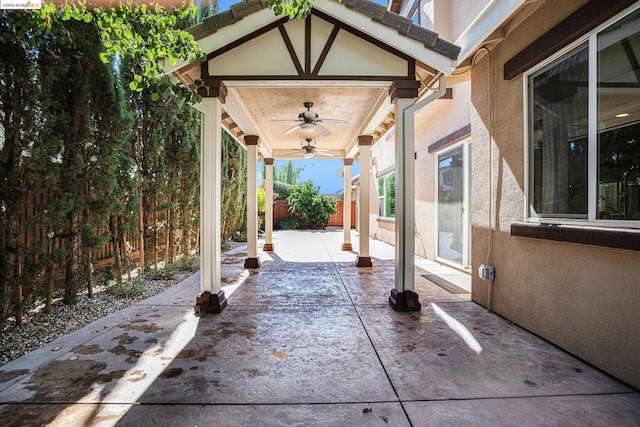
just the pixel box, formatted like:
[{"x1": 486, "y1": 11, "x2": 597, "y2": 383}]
[
  {"x1": 268, "y1": 349, "x2": 289, "y2": 360},
  {"x1": 108, "y1": 345, "x2": 142, "y2": 364},
  {"x1": 177, "y1": 348, "x2": 217, "y2": 362},
  {"x1": 129, "y1": 369, "x2": 147, "y2": 382},
  {"x1": 524, "y1": 379, "x2": 539, "y2": 388},
  {"x1": 145, "y1": 337, "x2": 158, "y2": 345},
  {"x1": 160, "y1": 367, "x2": 183, "y2": 379},
  {"x1": 119, "y1": 322, "x2": 161, "y2": 333},
  {"x1": 0, "y1": 403, "x2": 59, "y2": 426},
  {"x1": 243, "y1": 368, "x2": 260, "y2": 377},
  {"x1": 142, "y1": 348, "x2": 163, "y2": 357},
  {"x1": 130, "y1": 318, "x2": 148, "y2": 323},
  {"x1": 74, "y1": 344, "x2": 104, "y2": 355},
  {"x1": 0, "y1": 369, "x2": 30, "y2": 383},
  {"x1": 114, "y1": 333, "x2": 138, "y2": 345},
  {"x1": 19, "y1": 359, "x2": 123, "y2": 404}
]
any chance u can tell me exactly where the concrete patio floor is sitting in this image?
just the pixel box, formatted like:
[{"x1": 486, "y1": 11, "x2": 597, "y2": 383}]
[{"x1": 0, "y1": 230, "x2": 639, "y2": 426}]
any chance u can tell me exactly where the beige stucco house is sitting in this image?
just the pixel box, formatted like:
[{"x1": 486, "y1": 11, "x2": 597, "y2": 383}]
[
  {"x1": 167, "y1": 0, "x2": 640, "y2": 391},
  {"x1": 375, "y1": 0, "x2": 640, "y2": 389}
]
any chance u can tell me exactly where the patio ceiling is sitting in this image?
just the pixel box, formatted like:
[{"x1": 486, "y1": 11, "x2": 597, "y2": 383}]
[{"x1": 167, "y1": 0, "x2": 460, "y2": 160}]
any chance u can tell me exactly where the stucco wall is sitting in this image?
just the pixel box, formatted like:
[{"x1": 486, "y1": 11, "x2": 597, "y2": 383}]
[
  {"x1": 470, "y1": 0, "x2": 640, "y2": 389},
  {"x1": 414, "y1": 82, "x2": 472, "y2": 260}
]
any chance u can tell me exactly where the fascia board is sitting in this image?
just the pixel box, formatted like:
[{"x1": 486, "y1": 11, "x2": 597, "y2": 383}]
[{"x1": 455, "y1": 0, "x2": 526, "y2": 63}]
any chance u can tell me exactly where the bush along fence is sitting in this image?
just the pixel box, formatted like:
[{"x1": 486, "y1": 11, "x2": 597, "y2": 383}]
[{"x1": 273, "y1": 200, "x2": 356, "y2": 229}]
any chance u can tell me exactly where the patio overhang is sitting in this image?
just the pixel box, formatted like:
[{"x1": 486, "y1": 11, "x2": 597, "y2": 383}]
[
  {"x1": 168, "y1": 0, "x2": 459, "y2": 159},
  {"x1": 173, "y1": 0, "x2": 461, "y2": 313}
]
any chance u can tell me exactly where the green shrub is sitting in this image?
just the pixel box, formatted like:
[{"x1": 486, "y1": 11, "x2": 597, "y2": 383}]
[
  {"x1": 232, "y1": 230, "x2": 247, "y2": 242},
  {"x1": 101, "y1": 265, "x2": 115, "y2": 286},
  {"x1": 277, "y1": 217, "x2": 299, "y2": 230},
  {"x1": 146, "y1": 266, "x2": 175, "y2": 281},
  {"x1": 106, "y1": 279, "x2": 144, "y2": 300},
  {"x1": 287, "y1": 181, "x2": 337, "y2": 229},
  {"x1": 273, "y1": 181, "x2": 292, "y2": 200},
  {"x1": 172, "y1": 254, "x2": 198, "y2": 272}
]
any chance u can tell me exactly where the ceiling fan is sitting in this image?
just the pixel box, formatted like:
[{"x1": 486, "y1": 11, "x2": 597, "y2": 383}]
[
  {"x1": 283, "y1": 138, "x2": 334, "y2": 159},
  {"x1": 273, "y1": 102, "x2": 349, "y2": 137}
]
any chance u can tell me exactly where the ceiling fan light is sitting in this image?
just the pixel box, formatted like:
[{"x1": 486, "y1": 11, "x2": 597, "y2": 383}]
[
  {"x1": 301, "y1": 123, "x2": 315, "y2": 132},
  {"x1": 303, "y1": 152, "x2": 314, "y2": 159}
]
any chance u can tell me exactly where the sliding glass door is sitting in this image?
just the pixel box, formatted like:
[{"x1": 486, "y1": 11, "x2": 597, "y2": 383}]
[{"x1": 437, "y1": 142, "x2": 470, "y2": 267}]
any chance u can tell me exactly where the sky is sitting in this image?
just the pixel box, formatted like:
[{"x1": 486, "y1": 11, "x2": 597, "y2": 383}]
[{"x1": 260, "y1": 159, "x2": 361, "y2": 195}]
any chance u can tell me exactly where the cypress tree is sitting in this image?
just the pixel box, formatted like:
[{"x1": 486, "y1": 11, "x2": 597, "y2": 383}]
[
  {"x1": 38, "y1": 19, "x2": 128, "y2": 304},
  {"x1": 0, "y1": 13, "x2": 42, "y2": 326},
  {"x1": 221, "y1": 131, "x2": 247, "y2": 243}
]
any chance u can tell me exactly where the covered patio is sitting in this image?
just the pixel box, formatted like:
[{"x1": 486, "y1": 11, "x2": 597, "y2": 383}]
[
  {"x1": 164, "y1": 0, "x2": 461, "y2": 313},
  {"x1": 0, "y1": 230, "x2": 638, "y2": 425}
]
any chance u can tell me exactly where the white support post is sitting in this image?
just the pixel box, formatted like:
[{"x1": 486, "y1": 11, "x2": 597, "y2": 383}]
[
  {"x1": 264, "y1": 158, "x2": 274, "y2": 252},
  {"x1": 394, "y1": 96, "x2": 416, "y2": 294},
  {"x1": 244, "y1": 136, "x2": 261, "y2": 268},
  {"x1": 193, "y1": 96, "x2": 226, "y2": 313},
  {"x1": 342, "y1": 158, "x2": 354, "y2": 251},
  {"x1": 388, "y1": 80, "x2": 421, "y2": 311},
  {"x1": 355, "y1": 136, "x2": 373, "y2": 267}
]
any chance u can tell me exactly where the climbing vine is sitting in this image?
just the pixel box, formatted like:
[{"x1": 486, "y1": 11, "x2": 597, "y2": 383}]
[
  {"x1": 2, "y1": 0, "x2": 316, "y2": 100},
  {"x1": 2, "y1": 2, "x2": 202, "y2": 101}
]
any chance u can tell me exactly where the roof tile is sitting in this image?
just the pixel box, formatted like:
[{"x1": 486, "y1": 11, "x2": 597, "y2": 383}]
[
  {"x1": 381, "y1": 11, "x2": 412, "y2": 34},
  {"x1": 407, "y1": 25, "x2": 438, "y2": 47},
  {"x1": 230, "y1": 0, "x2": 266, "y2": 20},
  {"x1": 432, "y1": 38, "x2": 461, "y2": 59},
  {"x1": 188, "y1": 0, "x2": 460, "y2": 61},
  {"x1": 353, "y1": 1, "x2": 386, "y2": 21},
  {"x1": 202, "y1": 10, "x2": 236, "y2": 33}
]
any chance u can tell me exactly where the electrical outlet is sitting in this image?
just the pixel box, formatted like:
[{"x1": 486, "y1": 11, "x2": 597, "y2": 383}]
[{"x1": 478, "y1": 264, "x2": 495, "y2": 280}]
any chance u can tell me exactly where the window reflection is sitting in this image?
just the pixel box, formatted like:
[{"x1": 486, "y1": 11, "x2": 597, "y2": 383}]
[
  {"x1": 598, "y1": 10, "x2": 640, "y2": 220},
  {"x1": 530, "y1": 45, "x2": 589, "y2": 218}
]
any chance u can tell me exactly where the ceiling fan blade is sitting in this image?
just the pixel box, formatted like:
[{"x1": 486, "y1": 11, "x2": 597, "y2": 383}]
[
  {"x1": 268, "y1": 119, "x2": 302, "y2": 123},
  {"x1": 314, "y1": 151, "x2": 334, "y2": 157},
  {"x1": 319, "y1": 119, "x2": 350, "y2": 126},
  {"x1": 315, "y1": 148, "x2": 332, "y2": 153},
  {"x1": 283, "y1": 124, "x2": 301, "y2": 135},
  {"x1": 316, "y1": 124, "x2": 331, "y2": 137}
]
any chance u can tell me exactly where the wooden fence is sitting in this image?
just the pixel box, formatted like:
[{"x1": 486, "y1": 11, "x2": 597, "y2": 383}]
[
  {"x1": 273, "y1": 200, "x2": 356, "y2": 227},
  {"x1": 13, "y1": 191, "x2": 197, "y2": 292}
]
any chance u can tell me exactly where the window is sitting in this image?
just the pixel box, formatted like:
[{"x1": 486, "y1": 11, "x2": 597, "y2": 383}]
[
  {"x1": 528, "y1": 7, "x2": 640, "y2": 222},
  {"x1": 378, "y1": 172, "x2": 395, "y2": 218}
]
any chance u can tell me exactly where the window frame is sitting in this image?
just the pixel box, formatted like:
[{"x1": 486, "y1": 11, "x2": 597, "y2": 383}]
[
  {"x1": 377, "y1": 171, "x2": 396, "y2": 220},
  {"x1": 523, "y1": 4, "x2": 640, "y2": 228}
]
